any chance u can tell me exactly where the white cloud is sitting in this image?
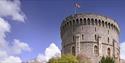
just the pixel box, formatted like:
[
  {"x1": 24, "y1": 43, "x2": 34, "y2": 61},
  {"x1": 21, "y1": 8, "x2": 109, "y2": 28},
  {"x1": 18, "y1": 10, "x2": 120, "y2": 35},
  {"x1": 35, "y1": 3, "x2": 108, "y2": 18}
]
[
  {"x1": 35, "y1": 43, "x2": 61, "y2": 63},
  {"x1": 44, "y1": 43, "x2": 61, "y2": 60},
  {"x1": 36, "y1": 54, "x2": 47, "y2": 63},
  {"x1": 0, "y1": 18, "x2": 31, "y2": 61},
  {"x1": 0, "y1": 17, "x2": 31, "y2": 55},
  {"x1": 0, "y1": 17, "x2": 10, "y2": 48},
  {"x1": 120, "y1": 42, "x2": 125, "y2": 60},
  {"x1": 0, "y1": 0, "x2": 26, "y2": 22},
  {"x1": 0, "y1": 50, "x2": 8, "y2": 59},
  {"x1": 1, "y1": 56, "x2": 22, "y2": 63},
  {"x1": 0, "y1": 18, "x2": 10, "y2": 61},
  {"x1": 0, "y1": 18, "x2": 10, "y2": 32},
  {"x1": 11, "y1": 39, "x2": 31, "y2": 54},
  {"x1": 0, "y1": 0, "x2": 31, "y2": 62}
]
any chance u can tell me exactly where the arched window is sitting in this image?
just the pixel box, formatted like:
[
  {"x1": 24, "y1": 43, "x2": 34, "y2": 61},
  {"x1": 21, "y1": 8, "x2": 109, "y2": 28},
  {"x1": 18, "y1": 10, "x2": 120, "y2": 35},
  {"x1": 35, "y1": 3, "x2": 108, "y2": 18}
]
[
  {"x1": 87, "y1": 18, "x2": 90, "y2": 25},
  {"x1": 94, "y1": 45, "x2": 98, "y2": 55},
  {"x1": 91, "y1": 18, "x2": 94, "y2": 25},
  {"x1": 80, "y1": 18, "x2": 82, "y2": 24},
  {"x1": 73, "y1": 36, "x2": 75, "y2": 41},
  {"x1": 95, "y1": 34, "x2": 97, "y2": 41},
  {"x1": 108, "y1": 23, "x2": 110, "y2": 29},
  {"x1": 102, "y1": 21, "x2": 104, "y2": 27},
  {"x1": 95, "y1": 19, "x2": 97, "y2": 25},
  {"x1": 72, "y1": 46, "x2": 75, "y2": 56},
  {"x1": 99, "y1": 20, "x2": 101, "y2": 26},
  {"x1": 105, "y1": 22, "x2": 107, "y2": 28},
  {"x1": 69, "y1": 21, "x2": 72, "y2": 26},
  {"x1": 111, "y1": 24, "x2": 113, "y2": 29},
  {"x1": 67, "y1": 22, "x2": 69, "y2": 27},
  {"x1": 82, "y1": 34, "x2": 84, "y2": 40},
  {"x1": 84, "y1": 18, "x2": 86, "y2": 25},
  {"x1": 108, "y1": 37, "x2": 109, "y2": 43},
  {"x1": 107, "y1": 48, "x2": 111, "y2": 56},
  {"x1": 73, "y1": 20, "x2": 75, "y2": 25},
  {"x1": 76, "y1": 19, "x2": 79, "y2": 24}
]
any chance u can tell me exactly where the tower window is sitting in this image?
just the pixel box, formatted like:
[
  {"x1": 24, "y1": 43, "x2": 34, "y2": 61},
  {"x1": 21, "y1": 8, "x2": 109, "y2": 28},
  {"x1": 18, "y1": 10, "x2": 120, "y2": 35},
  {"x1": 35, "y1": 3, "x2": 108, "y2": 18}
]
[
  {"x1": 91, "y1": 19, "x2": 94, "y2": 25},
  {"x1": 82, "y1": 34, "x2": 84, "y2": 40},
  {"x1": 67, "y1": 22, "x2": 69, "y2": 26},
  {"x1": 87, "y1": 18, "x2": 90, "y2": 25},
  {"x1": 94, "y1": 45, "x2": 98, "y2": 55},
  {"x1": 95, "y1": 35, "x2": 97, "y2": 41},
  {"x1": 72, "y1": 46, "x2": 75, "y2": 56},
  {"x1": 73, "y1": 36, "x2": 75, "y2": 41},
  {"x1": 105, "y1": 22, "x2": 108, "y2": 28},
  {"x1": 69, "y1": 21, "x2": 72, "y2": 26},
  {"x1": 102, "y1": 21, "x2": 104, "y2": 27},
  {"x1": 73, "y1": 20, "x2": 75, "y2": 24},
  {"x1": 80, "y1": 18, "x2": 82, "y2": 24},
  {"x1": 95, "y1": 19, "x2": 97, "y2": 25},
  {"x1": 108, "y1": 37, "x2": 109, "y2": 43},
  {"x1": 84, "y1": 18, "x2": 86, "y2": 25},
  {"x1": 99, "y1": 20, "x2": 101, "y2": 26},
  {"x1": 108, "y1": 23, "x2": 110, "y2": 29},
  {"x1": 111, "y1": 24, "x2": 113, "y2": 29},
  {"x1": 76, "y1": 19, "x2": 79, "y2": 24},
  {"x1": 107, "y1": 48, "x2": 111, "y2": 56}
]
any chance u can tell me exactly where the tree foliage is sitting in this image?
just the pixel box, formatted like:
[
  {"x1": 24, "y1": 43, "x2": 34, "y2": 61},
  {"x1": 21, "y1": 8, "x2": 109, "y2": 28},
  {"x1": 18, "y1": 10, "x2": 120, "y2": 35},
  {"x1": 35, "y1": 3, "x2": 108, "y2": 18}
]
[
  {"x1": 48, "y1": 53, "x2": 92, "y2": 63},
  {"x1": 48, "y1": 54, "x2": 78, "y2": 63},
  {"x1": 99, "y1": 56, "x2": 115, "y2": 63}
]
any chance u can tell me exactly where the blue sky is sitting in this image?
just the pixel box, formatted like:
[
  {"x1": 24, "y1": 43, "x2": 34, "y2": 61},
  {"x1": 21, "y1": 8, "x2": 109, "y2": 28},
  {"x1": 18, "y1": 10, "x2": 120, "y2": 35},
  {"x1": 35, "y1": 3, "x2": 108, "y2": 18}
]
[{"x1": 0, "y1": 0, "x2": 125, "y2": 62}]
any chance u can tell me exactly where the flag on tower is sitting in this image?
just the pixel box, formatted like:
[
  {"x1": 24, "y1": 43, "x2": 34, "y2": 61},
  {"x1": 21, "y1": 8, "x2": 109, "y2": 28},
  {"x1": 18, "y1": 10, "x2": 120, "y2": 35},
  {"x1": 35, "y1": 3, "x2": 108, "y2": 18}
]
[{"x1": 75, "y1": 3, "x2": 80, "y2": 8}]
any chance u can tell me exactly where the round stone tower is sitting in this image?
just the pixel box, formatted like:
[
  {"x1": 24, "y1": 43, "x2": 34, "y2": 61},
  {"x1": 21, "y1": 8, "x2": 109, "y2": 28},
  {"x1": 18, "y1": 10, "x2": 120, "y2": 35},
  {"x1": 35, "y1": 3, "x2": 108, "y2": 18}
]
[{"x1": 60, "y1": 13, "x2": 120, "y2": 63}]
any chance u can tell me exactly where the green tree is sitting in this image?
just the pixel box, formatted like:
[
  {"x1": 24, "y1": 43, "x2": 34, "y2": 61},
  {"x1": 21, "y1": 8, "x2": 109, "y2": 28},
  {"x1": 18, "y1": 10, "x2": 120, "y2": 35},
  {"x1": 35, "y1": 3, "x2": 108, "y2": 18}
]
[
  {"x1": 99, "y1": 56, "x2": 115, "y2": 63},
  {"x1": 48, "y1": 58, "x2": 58, "y2": 63},
  {"x1": 48, "y1": 54, "x2": 78, "y2": 63}
]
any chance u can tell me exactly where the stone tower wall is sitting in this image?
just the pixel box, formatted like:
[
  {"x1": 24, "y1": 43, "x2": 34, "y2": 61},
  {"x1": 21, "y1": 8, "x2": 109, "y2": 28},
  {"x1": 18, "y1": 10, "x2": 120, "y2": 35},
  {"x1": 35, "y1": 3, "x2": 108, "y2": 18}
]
[{"x1": 60, "y1": 13, "x2": 120, "y2": 63}]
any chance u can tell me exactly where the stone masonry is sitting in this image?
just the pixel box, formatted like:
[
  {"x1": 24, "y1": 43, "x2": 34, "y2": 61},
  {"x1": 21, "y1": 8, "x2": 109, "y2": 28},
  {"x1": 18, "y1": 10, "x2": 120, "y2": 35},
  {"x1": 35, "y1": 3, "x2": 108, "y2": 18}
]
[{"x1": 60, "y1": 13, "x2": 120, "y2": 63}]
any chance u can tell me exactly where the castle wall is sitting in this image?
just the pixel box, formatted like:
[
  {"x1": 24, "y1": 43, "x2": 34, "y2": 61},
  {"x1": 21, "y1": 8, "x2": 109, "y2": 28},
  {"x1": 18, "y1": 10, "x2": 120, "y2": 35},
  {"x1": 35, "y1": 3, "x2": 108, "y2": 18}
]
[{"x1": 60, "y1": 13, "x2": 120, "y2": 63}]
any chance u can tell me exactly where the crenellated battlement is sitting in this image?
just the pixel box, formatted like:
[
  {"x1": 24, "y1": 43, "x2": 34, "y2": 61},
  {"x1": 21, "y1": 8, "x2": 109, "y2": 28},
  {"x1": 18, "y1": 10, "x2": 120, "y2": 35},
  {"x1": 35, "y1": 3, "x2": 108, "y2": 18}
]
[{"x1": 61, "y1": 13, "x2": 120, "y2": 35}]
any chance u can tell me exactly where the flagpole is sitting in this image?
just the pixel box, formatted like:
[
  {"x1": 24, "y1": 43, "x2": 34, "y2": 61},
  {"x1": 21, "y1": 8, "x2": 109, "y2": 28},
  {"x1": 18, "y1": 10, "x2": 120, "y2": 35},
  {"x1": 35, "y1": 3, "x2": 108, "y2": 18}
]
[
  {"x1": 75, "y1": 6, "x2": 76, "y2": 14},
  {"x1": 74, "y1": 0, "x2": 78, "y2": 14},
  {"x1": 74, "y1": 2, "x2": 80, "y2": 14}
]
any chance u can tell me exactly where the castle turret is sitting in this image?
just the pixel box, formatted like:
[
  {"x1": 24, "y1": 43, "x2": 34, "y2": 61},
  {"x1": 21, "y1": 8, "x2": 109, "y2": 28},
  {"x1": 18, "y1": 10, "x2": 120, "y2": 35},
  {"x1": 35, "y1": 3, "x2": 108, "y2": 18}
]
[{"x1": 60, "y1": 13, "x2": 120, "y2": 63}]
